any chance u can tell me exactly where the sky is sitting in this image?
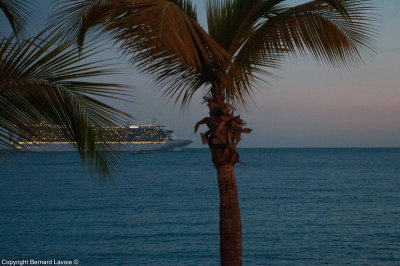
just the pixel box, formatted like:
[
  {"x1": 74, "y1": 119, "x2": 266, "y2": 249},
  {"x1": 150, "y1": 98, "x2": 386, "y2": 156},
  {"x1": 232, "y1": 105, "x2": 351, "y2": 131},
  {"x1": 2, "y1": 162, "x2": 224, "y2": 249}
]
[{"x1": 1, "y1": 0, "x2": 399, "y2": 148}]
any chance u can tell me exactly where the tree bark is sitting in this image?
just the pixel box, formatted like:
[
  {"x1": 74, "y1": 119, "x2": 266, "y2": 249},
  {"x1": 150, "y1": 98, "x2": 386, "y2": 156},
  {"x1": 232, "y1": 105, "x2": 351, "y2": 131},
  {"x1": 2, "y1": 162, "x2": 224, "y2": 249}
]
[
  {"x1": 217, "y1": 164, "x2": 242, "y2": 266},
  {"x1": 195, "y1": 94, "x2": 251, "y2": 265}
]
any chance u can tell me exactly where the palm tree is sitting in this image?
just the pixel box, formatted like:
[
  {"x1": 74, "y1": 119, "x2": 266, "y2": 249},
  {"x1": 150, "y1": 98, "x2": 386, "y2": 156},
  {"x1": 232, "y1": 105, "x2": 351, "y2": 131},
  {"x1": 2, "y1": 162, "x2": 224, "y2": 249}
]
[
  {"x1": 52, "y1": 0, "x2": 375, "y2": 264},
  {"x1": 1, "y1": 1, "x2": 131, "y2": 176}
]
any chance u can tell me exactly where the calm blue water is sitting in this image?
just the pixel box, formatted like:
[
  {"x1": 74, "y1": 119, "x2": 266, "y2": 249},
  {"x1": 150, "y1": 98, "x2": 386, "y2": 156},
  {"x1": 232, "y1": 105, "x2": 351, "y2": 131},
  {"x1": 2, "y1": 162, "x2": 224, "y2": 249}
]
[{"x1": 1, "y1": 148, "x2": 400, "y2": 265}]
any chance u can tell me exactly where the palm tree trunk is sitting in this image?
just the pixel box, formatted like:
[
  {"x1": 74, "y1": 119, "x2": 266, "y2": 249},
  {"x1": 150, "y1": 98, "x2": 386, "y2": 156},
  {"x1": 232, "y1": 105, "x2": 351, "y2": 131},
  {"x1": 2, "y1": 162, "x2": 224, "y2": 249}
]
[
  {"x1": 217, "y1": 164, "x2": 242, "y2": 265},
  {"x1": 195, "y1": 93, "x2": 251, "y2": 265}
]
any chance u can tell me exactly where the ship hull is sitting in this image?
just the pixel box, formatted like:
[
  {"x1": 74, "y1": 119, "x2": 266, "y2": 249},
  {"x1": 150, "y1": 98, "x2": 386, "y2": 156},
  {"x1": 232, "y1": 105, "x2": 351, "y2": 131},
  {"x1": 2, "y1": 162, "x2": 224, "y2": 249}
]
[{"x1": 17, "y1": 139, "x2": 192, "y2": 152}]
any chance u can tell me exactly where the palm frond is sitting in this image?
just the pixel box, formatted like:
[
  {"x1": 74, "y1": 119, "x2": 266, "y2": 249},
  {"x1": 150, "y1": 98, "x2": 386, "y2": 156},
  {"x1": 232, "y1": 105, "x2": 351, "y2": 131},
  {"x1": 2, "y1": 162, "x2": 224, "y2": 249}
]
[
  {"x1": 167, "y1": 0, "x2": 197, "y2": 21},
  {"x1": 205, "y1": 0, "x2": 285, "y2": 105},
  {"x1": 0, "y1": 32, "x2": 132, "y2": 177},
  {"x1": 104, "y1": 0, "x2": 229, "y2": 69},
  {"x1": 98, "y1": 0, "x2": 236, "y2": 105},
  {"x1": 50, "y1": 0, "x2": 112, "y2": 47},
  {"x1": 235, "y1": 0, "x2": 376, "y2": 70},
  {"x1": 203, "y1": 0, "x2": 376, "y2": 105},
  {"x1": 51, "y1": 0, "x2": 198, "y2": 48},
  {"x1": 206, "y1": 0, "x2": 272, "y2": 51},
  {"x1": 51, "y1": 0, "x2": 239, "y2": 107},
  {"x1": 0, "y1": 0, "x2": 31, "y2": 37}
]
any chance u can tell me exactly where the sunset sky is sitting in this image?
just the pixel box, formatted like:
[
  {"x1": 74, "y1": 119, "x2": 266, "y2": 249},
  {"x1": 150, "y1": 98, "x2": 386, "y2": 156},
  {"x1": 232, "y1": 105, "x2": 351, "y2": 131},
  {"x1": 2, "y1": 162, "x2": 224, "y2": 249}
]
[{"x1": 1, "y1": 0, "x2": 399, "y2": 147}]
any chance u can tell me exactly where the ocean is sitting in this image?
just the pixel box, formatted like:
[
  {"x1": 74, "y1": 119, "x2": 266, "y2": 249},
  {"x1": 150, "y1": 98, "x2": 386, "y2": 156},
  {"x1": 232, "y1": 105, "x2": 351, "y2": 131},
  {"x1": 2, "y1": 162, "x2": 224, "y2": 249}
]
[{"x1": 1, "y1": 148, "x2": 399, "y2": 265}]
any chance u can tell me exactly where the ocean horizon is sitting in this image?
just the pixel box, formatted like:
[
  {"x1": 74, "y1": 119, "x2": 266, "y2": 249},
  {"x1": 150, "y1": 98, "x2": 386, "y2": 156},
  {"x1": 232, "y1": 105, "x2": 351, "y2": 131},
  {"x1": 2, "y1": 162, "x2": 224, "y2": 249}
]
[{"x1": 1, "y1": 148, "x2": 399, "y2": 265}]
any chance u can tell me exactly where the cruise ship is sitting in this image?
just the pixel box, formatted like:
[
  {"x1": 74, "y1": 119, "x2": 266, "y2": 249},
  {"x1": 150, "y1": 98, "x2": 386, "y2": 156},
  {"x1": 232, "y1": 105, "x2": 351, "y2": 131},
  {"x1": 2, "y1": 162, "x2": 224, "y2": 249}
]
[{"x1": 12, "y1": 123, "x2": 192, "y2": 152}]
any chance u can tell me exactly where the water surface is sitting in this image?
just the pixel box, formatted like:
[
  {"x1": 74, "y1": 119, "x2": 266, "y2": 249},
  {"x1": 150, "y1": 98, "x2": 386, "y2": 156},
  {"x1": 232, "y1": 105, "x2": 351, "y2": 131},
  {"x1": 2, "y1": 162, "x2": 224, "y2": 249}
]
[{"x1": 1, "y1": 148, "x2": 399, "y2": 265}]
